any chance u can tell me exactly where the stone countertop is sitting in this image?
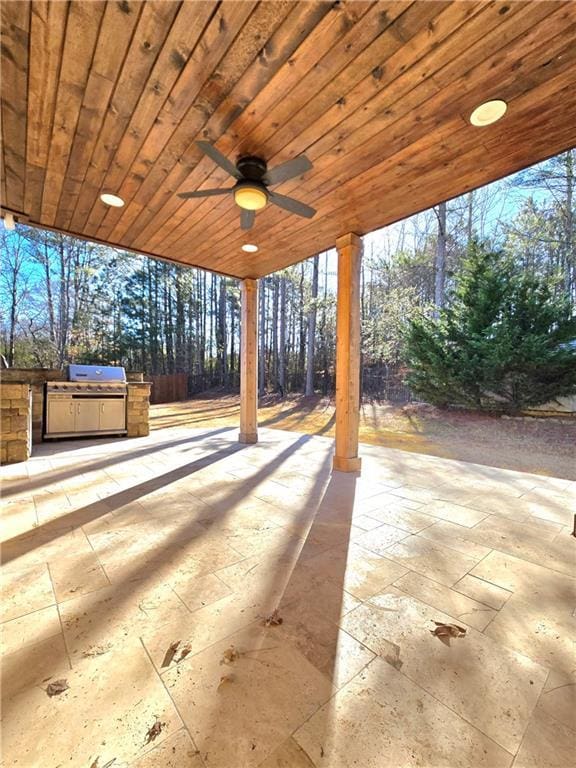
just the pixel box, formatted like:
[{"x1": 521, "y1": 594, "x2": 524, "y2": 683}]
[{"x1": 1, "y1": 369, "x2": 146, "y2": 383}]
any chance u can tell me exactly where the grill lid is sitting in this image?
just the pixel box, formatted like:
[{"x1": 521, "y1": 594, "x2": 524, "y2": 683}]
[{"x1": 68, "y1": 364, "x2": 126, "y2": 382}]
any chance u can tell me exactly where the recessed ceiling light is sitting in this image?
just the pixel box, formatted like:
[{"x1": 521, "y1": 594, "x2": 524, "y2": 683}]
[
  {"x1": 242, "y1": 243, "x2": 258, "y2": 253},
  {"x1": 469, "y1": 99, "x2": 507, "y2": 127},
  {"x1": 100, "y1": 192, "x2": 125, "y2": 207}
]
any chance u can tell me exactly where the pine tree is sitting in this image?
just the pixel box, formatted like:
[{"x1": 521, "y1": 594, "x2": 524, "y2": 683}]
[{"x1": 405, "y1": 243, "x2": 576, "y2": 412}]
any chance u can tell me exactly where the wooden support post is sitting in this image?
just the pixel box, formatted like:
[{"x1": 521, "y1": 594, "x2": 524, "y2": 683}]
[
  {"x1": 333, "y1": 233, "x2": 363, "y2": 473},
  {"x1": 239, "y1": 278, "x2": 258, "y2": 444}
]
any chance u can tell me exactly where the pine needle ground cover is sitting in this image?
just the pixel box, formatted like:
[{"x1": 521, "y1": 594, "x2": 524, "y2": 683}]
[{"x1": 150, "y1": 394, "x2": 576, "y2": 480}]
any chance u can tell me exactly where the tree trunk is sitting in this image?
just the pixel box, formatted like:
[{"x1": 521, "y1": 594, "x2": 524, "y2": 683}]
[
  {"x1": 466, "y1": 191, "x2": 474, "y2": 245},
  {"x1": 175, "y1": 270, "x2": 186, "y2": 372},
  {"x1": 434, "y1": 201, "x2": 447, "y2": 313},
  {"x1": 321, "y1": 251, "x2": 329, "y2": 394},
  {"x1": 8, "y1": 262, "x2": 19, "y2": 366},
  {"x1": 298, "y1": 263, "x2": 306, "y2": 386},
  {"x1": 564, "y1": 149, "x2": 574, "y2": 301},
  {"x1": 164, "y1": 266, "x2": 175, "y2": 374},
  {"x1": 259, "y1": 276, "x2": 266, "y2": 396},
  {"x1": 272, "y1": 275, "x2": 279, "y2": 390},
  {"x1": 217, "y1": 276, "x2": 227, "y2": 385},
  {"x1": 44, "y1": 242, "x2": 56, "y2": 346},
  {"x1": 305, "y1": 255, "x2": 319, "y2": 396},
  {"x1": 229, "y1": 288, "x2": 236, "y2": 387},
  {"x1": 278, "y1": 276, "x2": 286, "y2": 395}
]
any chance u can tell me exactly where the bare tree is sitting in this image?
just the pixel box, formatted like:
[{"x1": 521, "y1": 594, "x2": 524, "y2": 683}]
[
  {"x1": 305, "y1": 255, "x2": 319, "y2": 396},
  {"x1": 0, "y1": 231, "x2": 32, "y2": 365},
  {"x1": 259, "y1": 277, "x2": 266, "y2": 396},
  {"x1": 278, "y1": 274, "x2": 286, "y2": 395},
  {"x1": 433, "y1": 201, "x2": 447, "y2": 312}
]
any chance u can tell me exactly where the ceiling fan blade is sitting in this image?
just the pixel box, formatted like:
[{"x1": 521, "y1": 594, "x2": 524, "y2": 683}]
[
  {"x1": 178, "y1": 188, "x2": 233, "y2": 199},
  {"x1": 269, "y1": 191, "x2": 316, "y2": 219},
  {"x1": 240, "y1": 209, "x2": 255, "y2": 230},
  {"x1": 264, "y1": 154, "x2": 313, "y2": 186},
  {"x1": 196, "y1": 141, "x2": 241, "y2": 179}
]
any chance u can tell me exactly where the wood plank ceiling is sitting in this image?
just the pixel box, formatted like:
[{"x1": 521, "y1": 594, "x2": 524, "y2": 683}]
[{"x1": 1, "y1": 0, "x2": 576, "y2": 279}]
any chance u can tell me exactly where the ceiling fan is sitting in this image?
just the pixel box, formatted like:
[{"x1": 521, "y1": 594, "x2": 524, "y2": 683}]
[{"x1": 178, "y1": 141, "x2": 316, "y2": 230}]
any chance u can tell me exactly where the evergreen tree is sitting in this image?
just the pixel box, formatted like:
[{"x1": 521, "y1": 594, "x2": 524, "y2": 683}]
[{"x1": 405, "y1": 243, "x2": 576, "y2": 412}]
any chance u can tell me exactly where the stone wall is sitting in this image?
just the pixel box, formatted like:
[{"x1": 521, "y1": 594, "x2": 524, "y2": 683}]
[
  {"x1": 0, "y1": 383, "x2": 32, "y2": 464},
  {"x1": 2, "y1": 369, "x2": 62, "y2": 444},
  {"x1": 127, "y1": 383, "x2": 151, "y2": 437}
]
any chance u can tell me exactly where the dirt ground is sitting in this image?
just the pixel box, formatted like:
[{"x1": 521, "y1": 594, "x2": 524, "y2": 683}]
[{"x1": 150, "y1": 393, "x2": 576, "y2": 480}]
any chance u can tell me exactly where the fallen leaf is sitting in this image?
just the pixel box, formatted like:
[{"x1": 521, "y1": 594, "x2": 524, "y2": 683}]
[
  {"x1": 161, "y1": 640, "x2": 181, "y2": 668},
  {"x1": 430, "y1": 622, "x2": 467, "y2": 645},
  {"x1": 431, "y1": 621, "x2": 466, "y2": 638},
  {"x1": 220, "y1": 645, "x2": 240, "y2": 665},
  {"x1": 177, "y1": 642, "x2": 192, "y2": 663},
  {"x1": 218, "y1": 674, "x2": 234, "y2": 690},
  {"x1": 46, "y1": 679, "x2": 69, "y2": 697},
  {"x1": 145, "y1": 719, "x2": 166, "y2": 744},
  {"x1": 263, "y1": 609, "x2": 283, "y2": 626}
]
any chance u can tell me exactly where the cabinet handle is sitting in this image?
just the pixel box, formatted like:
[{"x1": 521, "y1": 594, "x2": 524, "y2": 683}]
[
  {"x1": 101, "y1": 402, "x2": 105, "y2": 413},
  {"x1": 69, "y1": 402, "x2": 74, "y2": 415}
]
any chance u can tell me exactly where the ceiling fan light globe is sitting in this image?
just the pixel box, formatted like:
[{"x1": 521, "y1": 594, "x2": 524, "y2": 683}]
[{"x1": 234, "y1": 183, "x2": 268, "y2": 211}]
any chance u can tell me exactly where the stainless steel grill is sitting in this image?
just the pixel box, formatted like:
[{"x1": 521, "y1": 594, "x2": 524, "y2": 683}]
[{"x1": 44, "y1": 365, "x2": 128, "y2": 439}]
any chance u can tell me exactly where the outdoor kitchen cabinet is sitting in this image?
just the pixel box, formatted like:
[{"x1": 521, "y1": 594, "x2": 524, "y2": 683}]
[
  {"x1": 46, "y1": 398, "x2": 76, "y2": 434},
  {"x1": 45, "y1": 395, "x2": 127, "y2": 437},
  {"x1": 74, "y1": 399, "x2": 101, "y2": 433},
  {"x1": 98, "y1": 398, "x2": 126, "y2": 431}
]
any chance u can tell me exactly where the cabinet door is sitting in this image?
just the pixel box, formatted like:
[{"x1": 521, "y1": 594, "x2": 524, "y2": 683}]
[
  {"x1": 99, "y1": 399, "x2": 126, "y2": 430},
  {"x1": 47, "y1": 399, "x2": 75, "y2": 433},
  {"x1": 74, "y1": 399, "x2": 101, "y2": 432}
]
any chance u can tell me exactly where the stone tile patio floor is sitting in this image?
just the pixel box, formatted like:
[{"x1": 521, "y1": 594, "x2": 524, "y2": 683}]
[{"x1": 1, "y1": 426, "x2": 574, "y2": 767}]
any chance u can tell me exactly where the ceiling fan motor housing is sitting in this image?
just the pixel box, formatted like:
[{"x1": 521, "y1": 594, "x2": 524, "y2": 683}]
[{"x1": 236, "y1": 156, "x2": 268, "y2": 181}]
